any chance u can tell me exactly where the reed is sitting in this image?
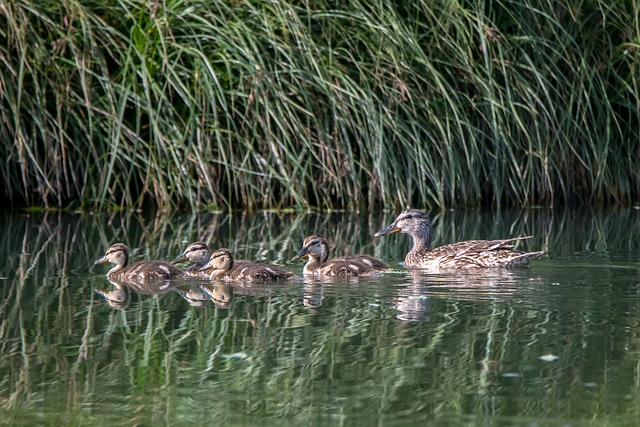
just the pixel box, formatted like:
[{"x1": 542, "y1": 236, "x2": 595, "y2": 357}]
[{"x1": 1, "y1": 0, "x2": 638, "y2": 211}]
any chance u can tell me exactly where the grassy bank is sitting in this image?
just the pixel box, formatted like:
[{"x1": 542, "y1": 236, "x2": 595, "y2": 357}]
[{"x1": 1, "y1": 0, "x2": 639, "y2": 211}]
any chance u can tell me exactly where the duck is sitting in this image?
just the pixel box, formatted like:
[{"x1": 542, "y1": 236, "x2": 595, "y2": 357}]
[
  {"x1": 200, "y1": 248, "x2": 297, "y2": 282},
  {"x1": 172, "y1": 241, "x2": 253, "y2": 277},
  {"x1": 95, "y1": 243, "x2": 187, "y2": 282},
  {"x1": 374, "y1": 209, "x2": 544, "y2": 269},
  {"x1": 291, "y1": 235, "x2": 388, "y2": 276}
]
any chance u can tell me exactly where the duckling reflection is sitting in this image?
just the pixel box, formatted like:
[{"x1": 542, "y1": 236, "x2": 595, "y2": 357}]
[
  {"x1": 302, "y1": 283, "x2": 323, "y2": 308},
  {"x1": 95, "y1": 280, "x2": 130, "y2": 310},
  {"x1": 199, "y1": 283, "x2": 233, "y2": 308},
  {"x1": 95, "y1": 243, "x2": 187, "y2": 282},
  {"x1": 292, "y1": 235, "x2": 388, "y2": 277},
  {"x1": 172, "y1": 285, "x2": 210, "y2": 308}
]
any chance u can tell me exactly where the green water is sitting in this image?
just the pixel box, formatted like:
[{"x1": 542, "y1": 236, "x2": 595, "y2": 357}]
[{"x1": 1, "y1": 209, "x2": 639, "y2": 426}]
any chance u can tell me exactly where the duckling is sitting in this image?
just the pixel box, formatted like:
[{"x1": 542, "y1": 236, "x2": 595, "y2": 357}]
[
  {"x1": 95, "y1": 243, "x2": 187, "y2": 282},
  {"x1": 291, "y1": 235, "x2": 388, "y2": 276},
  {"x1": 200, "y1": 248, "x2": 297, "y2": 282},
  {"x1": 172, "y1": 241, "x2": 252, "y2": 277},
  {"x1": 375, "y1": 209, "x2": 544, "y2": 269}
]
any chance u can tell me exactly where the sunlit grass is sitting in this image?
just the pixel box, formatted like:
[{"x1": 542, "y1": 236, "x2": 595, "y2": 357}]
[{"x1": 1, "y1": 0, "x2": 638, "y2": 211}]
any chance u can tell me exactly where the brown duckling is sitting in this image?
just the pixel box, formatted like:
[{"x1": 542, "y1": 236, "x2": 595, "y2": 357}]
[
  {"x1": 200, "y1": 248, "x2": 297, "y2": 282},
  {"x1": 291, "y1": 235, "x2": 388, "y2": 276},
  {"x1": 95, "y1": 243, "x2": 187, "y2": 282},
  {"x1": 172, "y1": 241, "x2": 251, "y2": 277},
  {"x1": 375, "y1": 209, "x2": 544, "y2": 269}
]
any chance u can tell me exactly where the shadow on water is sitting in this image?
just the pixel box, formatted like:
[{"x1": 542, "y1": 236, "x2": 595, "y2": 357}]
[{"x1": 0, "y1": 207, "x2": 639, "y2": 425}]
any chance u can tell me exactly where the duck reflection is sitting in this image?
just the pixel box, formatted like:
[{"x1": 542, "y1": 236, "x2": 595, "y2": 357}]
[
  {"x1": 172, "y1": 285, "x2": 210, "y2": 308},
  {"x1": 302, "y1": 283, "x2": 323, "y2": 308},
  {"x1": 392, "y1": 282, "x2": 432, "y2": 322},
  {"x1": 199, "y1": 283, "x2": 233, "y2": 308},
  {"x1": 95, "y1": 277, "x2": 213, "y2": 309},
  {"x1": 95, "y1": 280, "x2": 130, "y2": 310}
]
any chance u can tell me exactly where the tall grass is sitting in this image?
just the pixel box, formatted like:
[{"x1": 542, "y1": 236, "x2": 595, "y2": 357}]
[{"x1": 1, "y1": 0, "x2": 638, "y2": 211}]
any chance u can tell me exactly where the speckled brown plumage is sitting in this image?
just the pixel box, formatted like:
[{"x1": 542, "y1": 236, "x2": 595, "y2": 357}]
[
  {"x1": 200, "y1": 248, "x2": 297, "y2": 282},
  {"x1": 95, "y1": 243, "x2": 187, "y2": 282},
  {"x1": 172, "y1": 241, "x2": 253, "y2": 277},
  {"x1": 292, "y1": 235, "x2": 387, "y2": 276},
  {"x1": 375, "y1": 209, "x2": 544, "y2": 269}
]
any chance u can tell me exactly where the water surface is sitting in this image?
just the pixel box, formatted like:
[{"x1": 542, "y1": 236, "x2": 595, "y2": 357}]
[{"x1": 1, "y1": 208, "x2": 639, "y2": 426}]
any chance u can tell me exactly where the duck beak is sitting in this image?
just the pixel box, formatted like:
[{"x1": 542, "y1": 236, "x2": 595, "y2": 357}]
[
  {"x1": 94, "y1": 256, "x2": 108, "y2": 264},
  {"x1": 291, "y1": 247, "x2": 310, "y2": 261},
  {"x1": 375, "y1": 223, "x2": 401, "y2": 237},
  {"x1": 171, "y1": 254, "x2": 187, "y2": 264}
]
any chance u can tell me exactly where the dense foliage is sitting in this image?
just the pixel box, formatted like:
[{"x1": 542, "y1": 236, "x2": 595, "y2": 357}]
[{"x1": 1, "y1": 0, "x2": 639, "y2": 210}]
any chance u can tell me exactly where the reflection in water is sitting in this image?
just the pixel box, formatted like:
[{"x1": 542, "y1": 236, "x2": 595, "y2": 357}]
[
  {"x1": 0, "y1": 208, "x2": 639, "y2": 426},
  {"x1": 95, "y1": 280, "x2": 130, "y2": 310},
  {"x1": 199, "y1": 283, "x2": 233, "y2": 308},
  {"x1": 392, "y1": 283, "x2": 432, "y2": 322},
  {"x1": 302, "y1": 283, "x2": 323, "y2": 308},
  {"x1": 407, "y1": 268, "x2": 541, "y2": 302},
  {"x1": 172, "y1": 285, "x2": 210, "y2": 308}
]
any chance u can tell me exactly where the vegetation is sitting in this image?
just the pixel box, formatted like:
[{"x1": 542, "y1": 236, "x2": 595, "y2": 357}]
[{"x1": 1, "y1": 0, "x2": 639, "y2": 211}]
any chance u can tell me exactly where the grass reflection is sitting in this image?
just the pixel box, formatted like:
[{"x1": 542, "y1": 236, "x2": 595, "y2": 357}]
[{"x1": 0, "y1": 208, "x2": 638, "y2": 424}]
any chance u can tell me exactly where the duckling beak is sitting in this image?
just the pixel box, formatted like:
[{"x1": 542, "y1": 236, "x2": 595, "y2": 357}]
[
  {"x1": 94, "y1": 256, "x2": 108, "y2": 264},
  {"x1": 171, "y1": 254, "x2": 188, "y2": 264},
  {"x1": 375, "y1": 223, "x2": 401, "y2": 237},
  {"x1": 291, "y1": 247, "x2": 310, "y2": 261}
]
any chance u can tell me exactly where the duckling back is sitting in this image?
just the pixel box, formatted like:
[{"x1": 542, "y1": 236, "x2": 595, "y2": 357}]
[
  {"x1": 203, "y1": 248, "x2": 297, "y2": 282},
  {"x1": 95, "y1": 243, "x2": 187, "y2": 282},
  {"x1": 292, "y1": 235, "x2": 387, "y2": 277}
]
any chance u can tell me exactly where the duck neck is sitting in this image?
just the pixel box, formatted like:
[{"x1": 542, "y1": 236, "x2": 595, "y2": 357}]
[
  {"x1": 304, "y1": 256, "x2": 324, "y2": 274},
  {"x1": 319, "y1": 244, "x2": 330, "y2": 264},
  {"x1": 406, "y1": 229, "x2": 432, "y2": 264},
  {"x1": 187, "y1": 260, "x2": 206, "y2": 273},
  {"x1": 107, "y1": 264, "x2": 125, "y2": 278},
  {"x1": 107, "y1": 255, "x2": 128, "y2": 278}
]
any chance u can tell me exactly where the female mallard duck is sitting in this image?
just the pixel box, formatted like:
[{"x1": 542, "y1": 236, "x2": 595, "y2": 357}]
[
  {"x1": 375, "y1": 209, "x2": 544, "y2": 269},
  {"x1": 292, "y1": 235, "x2": 388, "y2": 276},
  {"x1": 200, "y1": 248, "x2": 297, "y2": 282},
  {"x1": 95, "y1": 243, "x2": 187, "y2": 281}
]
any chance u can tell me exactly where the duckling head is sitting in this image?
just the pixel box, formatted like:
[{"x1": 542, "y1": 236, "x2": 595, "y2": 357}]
[
  {"x1": 292, "y1": 235, "x2": 330, "y2": 263},
  {"x1": 95, "y1": 243, "x2": 129, "y2": 267},
  {"x1": 200, "y1": 248, "x2": 235, "y2": 275},
  {"x1": 375, "y1": 209, "x2": 433, "y2": 248},
  {"x1": 172, "y1": 241, "x2": 211, "y2": 266}
]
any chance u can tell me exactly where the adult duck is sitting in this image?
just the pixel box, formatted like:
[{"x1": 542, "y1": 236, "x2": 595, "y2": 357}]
[{"x1": 375, "y1": 209, "x2": 543, "y2": 269}]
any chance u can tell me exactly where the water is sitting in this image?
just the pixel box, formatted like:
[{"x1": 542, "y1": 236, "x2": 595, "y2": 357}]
[{"x1": 1, "y1": 208, "x2": 639, "y2": 426}]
